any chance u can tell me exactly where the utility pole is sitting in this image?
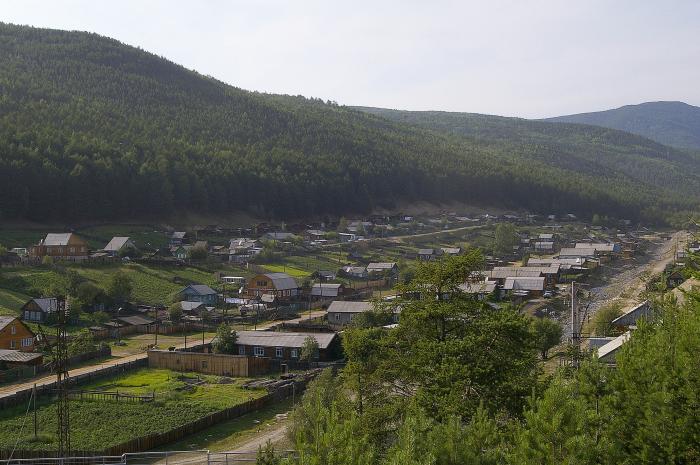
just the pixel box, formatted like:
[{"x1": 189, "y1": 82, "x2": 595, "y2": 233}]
[
  {"x1": 570, "y1": 282, "x2": 581, "y2": 368},
  {"x1": 33, "y1": 383, "x2": 37, "y2": 440},
  {"x1": 55, "y1": 296, "x2": 71, "y2": 457}
]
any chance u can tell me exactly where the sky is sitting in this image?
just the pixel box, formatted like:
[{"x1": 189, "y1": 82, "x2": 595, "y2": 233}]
[{"x1": 3, "y1": 0, "x2": 700, "y2": 118}]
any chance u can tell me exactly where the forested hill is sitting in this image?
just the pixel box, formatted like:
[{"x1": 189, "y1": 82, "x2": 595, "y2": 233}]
[
  {"x1": 0, "y1": 24, "x2": 698, "y2": 225},
  {"x1": 543, "y1": 101, "x2": 700, "y2": 150}
]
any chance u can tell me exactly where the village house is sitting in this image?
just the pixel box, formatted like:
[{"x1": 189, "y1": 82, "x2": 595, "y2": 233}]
[
  {"x1": 366, "y1": 262, "x2": 398, "y2": 275},
  {"x1": 611, "y1": 301, "x2": 653, "y2": 329},
  {"x1": 310, "y1": 283, "x2": 344, "y2": 299},
  {"x1": 492, "y1": 265, "x2": 560, "y2": 287},
  {"x1": 29, "y1": 233, "x2": 89, "y2": 262},
  {"x1": 244, "y1": 272, "x2": 300, "y2": 300},
  {"x1": 458, "y1": 280, "x2": 497, "y2": 300},
  {"x1": 179, "y1": 284, "x2": 218, "y2": 305},
  {"x1": 0, "y1": 316, "x2": 35, "y2": 351},
  {"x1": 533, "y1": 241, "x2": 555, "y2": 253},
  {"x1": 234, "y1": 331, "x2": 341, "y2": 362},
  {"x1": 441, "y1": 247, "x2": 462, "y2": 256},
  {"x1": 327, "y1": 301, "x2": 374, "y2": 328},
  {"x1": 342, "y1": 265, "x2": 368, "y2": 279},
  {"x1": 171, "y1": 245, "x2": 192, "y2": 260},
  {"x1": 21, "y1": 297, "x2": 59, "y2": 323},
  {"x1": 338, "y1": 232, "x2": 357, "y2": 243},
  {"x1": 263, "y1": 232, "x2": 296, "y2": 242},
  {"x1": 503, "y1": 277, "x2": 545, "y2": 298},
  {"x1": 418, "y1": 248, "x2": 443, "y2": 261},
  {"x1": 170, "y1": 231, "x2": 188, "y2": 246},
  {"x1": 229, "y1": 238, "x2": 261, "y2": 263},
  {"x1": 486, "y1": 268, "x2": 543, "y2": 286},
  {"x1": 558, "y1": 247, "x2": 597, "y2": 259},
  {"x1": 102, "y1": 236, "x2": 135, "y2": 257}
]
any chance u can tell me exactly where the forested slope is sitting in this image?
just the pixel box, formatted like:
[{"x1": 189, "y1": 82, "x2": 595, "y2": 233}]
[
  {"x1": 0, "y1": 23, "x2": 698, "y2": 224},
  {"x1": 544, "y1": 101, "x2": 700, "y2": 150}
]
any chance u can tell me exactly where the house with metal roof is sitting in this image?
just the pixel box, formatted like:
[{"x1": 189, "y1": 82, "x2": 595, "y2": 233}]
[
  {"x1": 458, "y1": 280, "x2": 497, "y2": 300},
  {"x1": 612, "y1": 301, "x2": 653, "y2": 328},
  {"x1": 245, "y1": 272, "x2": 300, "y2": 300},
  {"x1": 179, "y1": 284, "x2": 218, "y2": 305},
  {"x1": 310, "y1": 283, "x2": 344, "y2": 298},
  {"x1": 503, "y1": 277, "x2": 545, "y2": 298},
  {"x1": 103, "y1": 237, "x2": 135, "y2": 256},
  {"x1": 0, "y1": 316, "x2": 35, "y2": 352},
  {"x1": 366, "y1": 262, "x2": 398, "y2": 274},
  {"x1": 0, "y1": 349, "x2": 43, "y2": 368},
  {"x1": 327, "y1": 301, "x2": 375, "y2": 327},
  {"x1": 597, "y1": 331, "x2": 631, "y2": 365},
  {"x1": 234, "y1": 330, "x2": 341, "y2": 361},
  {"x1": 21, "y1": 298, "x2": 59, "y2": 323},
  {"x1": 29, "y1": 233, "x2": 89, "y2": 262}
]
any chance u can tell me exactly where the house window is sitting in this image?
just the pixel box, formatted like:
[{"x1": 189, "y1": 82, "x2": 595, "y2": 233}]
[
  {"x1": 275, "y1": 347, "x2": 283, "y2": 358},
  {"x1": 201, "y1": 361, "x2": 208, "y2": 369},
  {"x1": 334, "y1": 313, "x2": 340, "y2": 321},
  {"x1": 69, "y1": 247, "x2": 75, "y2": 253},
  {"x1": 10, "y1": 340, "x2": 16, "y2": 349},
  {"x1": 254, "y1": 346, "x2": 265, "y2": 357},
  {"x1": 11, "y1": 325, "x2": 16, "y2": 335},
  {"x1": 239, "y1": 346, "x2": 246, "y2": 355},
  {"x1": 291, "y1": 349, "x2": 299, "y2": 358},
  {"x1": 22, "y1": 338, "x2": 33, "y2": 347}
]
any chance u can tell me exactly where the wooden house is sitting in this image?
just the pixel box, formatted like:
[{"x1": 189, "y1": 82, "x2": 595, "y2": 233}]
[
  {"x1": 0, "y1": 316, "x2": 35, "y2": 352},
  {"x1": 179, "y1": 284, "x2": 218, "y2": 305},
  {"x1": 244, "y1": 273, "x2": 300, "y2": 300},
  {"x1": 29, "y1": 233, "x2": 89, "y2": 262},
  {"x1": 21, "y1": 297, "x2": 59, "y2": 323},
  {"x1": 234, "y1": 331, "x2": 341, "y2": 362},
  {"x1": 102, "y1": 237, "x2": 135, "y2": 257}
]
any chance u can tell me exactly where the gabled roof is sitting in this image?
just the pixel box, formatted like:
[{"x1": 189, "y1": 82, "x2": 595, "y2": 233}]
[
  {"x1": 418, "y1": 248, "x2": 435, "y2": 255},
  {"x1": 172, "y1": 231, "x2": 187, "y2": 239},
  {"x1": 488, "y1": 269, "x2": 543, "y2": 280},
  {"x1": 263, "y1": 273, "x2": 298, "y2": 290},
  {"x1": 597, "y1": 331, "x2": 631, "y2": 363},
  {"x1": 612, "y1": 301, "x2": 652, "y2": 327},
  {"x1": 104, "y1": 237, "x2": 131, "y2": 252},
  {"x1": 179, "y1": 301, "x2": 206, "y2": 312},
  {"x1": 43, "y1": 233, "x2": 73, "y2": 246},
  {"x1": 235, "y1": 331, "x2": 338, "y2": 349},
  {"x1": 0, "y1": 316, "x2": 19, "y2": 331},
  {"x1": 25, "y1": 298, "x2": 59, "y2": 313},
  {"x1": 503, "y1": 277, "x2": 545, "y2": 291},
  {"x1": 311, "y1": 283, "x2": 343, "y2": 297},
  {"x1": 327, "y1": 301, "x2": 373, "y2": 314},
  {"x1": 181, "y1": 284, "x2": 217, "y2": 296},
  {"x1": 493, "y1": 265, "x2": 560, "y2": 275},
  {"x1": 559, "y1": 247, "x2": 596, "y2": 258}
]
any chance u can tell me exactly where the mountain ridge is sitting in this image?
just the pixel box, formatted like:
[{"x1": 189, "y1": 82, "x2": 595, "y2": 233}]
[
  {"x1": 543, "y1": 101, "x2": 700, "y2": 150},
  {"x1": 0, "y1": 23, "x2": 698, "y2": 225}
]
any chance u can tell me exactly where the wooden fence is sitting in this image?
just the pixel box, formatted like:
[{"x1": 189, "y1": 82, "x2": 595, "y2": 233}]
[
  {"x1": 147, "y1": 350, "x2": 277, "y2": 377},
  {"x1": 1, "y1": 378, "x2": 310, "y2": 459}
]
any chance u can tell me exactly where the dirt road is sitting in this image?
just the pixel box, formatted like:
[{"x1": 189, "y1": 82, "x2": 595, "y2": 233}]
[{"x1": 586, "y1": 230, "x2": 687, "y2": 318}]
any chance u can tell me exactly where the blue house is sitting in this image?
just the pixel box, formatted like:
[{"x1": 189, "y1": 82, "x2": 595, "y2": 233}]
[{"x1": 179, "y1": 284, "x2": 218, "y2": 305}]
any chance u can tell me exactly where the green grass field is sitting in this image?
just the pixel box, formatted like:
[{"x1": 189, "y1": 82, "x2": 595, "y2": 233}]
[
  {"x1": 0, "y1": 368, "x2": 266, "y2": 451},
  {"x1": 0, "y1": 263, "x2": 220, "y2": 316}
]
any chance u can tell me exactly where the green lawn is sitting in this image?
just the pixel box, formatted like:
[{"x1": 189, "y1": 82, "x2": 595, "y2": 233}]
[
  {"x1": 262, "y1": 264, "x2": 309, "y2": 278},
  {"x1": 0, "y1": 288, "x2": 32, "y2": 315},
  {"x1": 0, "y1": 368, "x2": 266, "y2": 451}
]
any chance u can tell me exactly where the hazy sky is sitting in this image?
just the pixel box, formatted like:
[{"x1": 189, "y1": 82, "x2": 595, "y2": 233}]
[{"x1": 3, "y1": 0, "x2": 700, "y2": 118}]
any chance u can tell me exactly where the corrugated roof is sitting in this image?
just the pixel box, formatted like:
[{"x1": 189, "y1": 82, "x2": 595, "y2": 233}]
[
  {"x1": 488, "y1": 269, "x2": 543, "y2": 280},
  {"x1": 367, "y1": 262, "x2": 396, "y2": 270},
  {"x1": 493, "y1": 265, "x2": 560, "y2": 275},
  {"x1": 179, "y1": 301, "x2": 206, "y2": 311},
  {"x1": 0, "y1": 350, "x2": 42, "y2": 363},
  {"x1": 104, "y1": 237, "x2": 131, "y2": 252},
  {"x1": 559, "y1": 248, "x2": 596, "y2": 257},
  {"x1": 43, "y1": 233, "x2": 73, "y2": 246},
  {"x1": 611, "y1": 301, "x2": 651, "y2": 327},
  {"x1": 264, "y1": 273, "x2": 298, "y2": 290},
  {"x1": 327, "y1": 301, "x2": 373, "y2": 314},
  {"x1": 458, "y1": 281, "x2": 497, "y2": 294},
  {"x1": 31, "y1": 298, "x2": 59, "y2": 313},
  {"x1": 311, "y1": 283, "x2": 342, "y2": 297},
  {"x1": 236, "y1": 331, "x2": 337, "y2": 349}
]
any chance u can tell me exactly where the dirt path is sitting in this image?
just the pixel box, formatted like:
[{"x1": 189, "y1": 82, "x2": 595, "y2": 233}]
[{"x1": 225, "y1": 417, "x2": 290, "y2": 454}]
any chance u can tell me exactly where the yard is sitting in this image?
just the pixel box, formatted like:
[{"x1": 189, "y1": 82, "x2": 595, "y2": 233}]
[{"x1": 0, "y1": 368, "x2": 266, "y2": 452}]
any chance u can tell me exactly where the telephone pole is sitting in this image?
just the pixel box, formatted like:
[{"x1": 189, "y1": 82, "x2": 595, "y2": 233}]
[{"x1": 55, "y1": 296, "x2": 71, "y2": 456}]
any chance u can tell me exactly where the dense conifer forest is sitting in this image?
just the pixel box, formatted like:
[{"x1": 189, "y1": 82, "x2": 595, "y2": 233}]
[{"x1": 0, "y1": 23, "x2": 698, "y2": 224}]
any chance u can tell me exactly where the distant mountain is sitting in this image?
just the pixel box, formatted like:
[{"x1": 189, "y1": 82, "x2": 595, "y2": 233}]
[
  {"x1": 544, "y1": 101, "x2": 700, "y2": 150},
  {"x1": 0, "y1": 23, "x2": 698, "y2": 225}
]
